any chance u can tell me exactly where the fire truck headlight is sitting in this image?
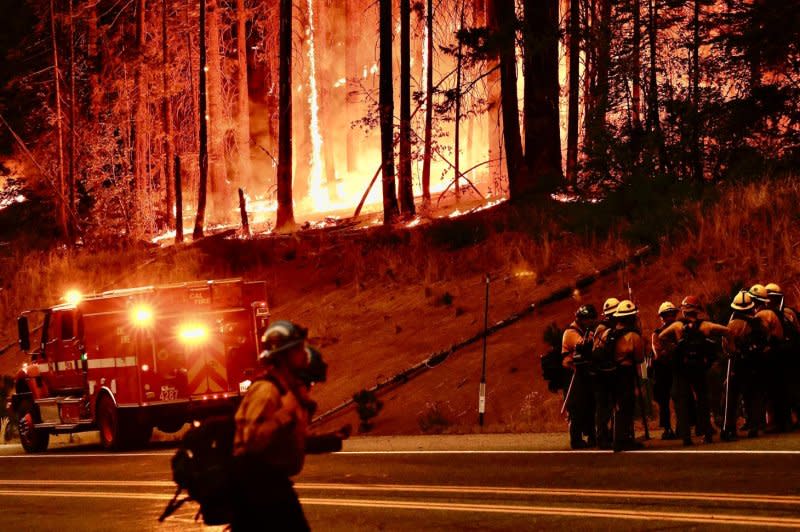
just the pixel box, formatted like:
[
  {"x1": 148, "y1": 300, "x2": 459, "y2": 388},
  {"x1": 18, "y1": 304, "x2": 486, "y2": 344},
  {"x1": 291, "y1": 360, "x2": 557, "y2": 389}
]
[
  {"x1": 179, "y1": 323, "x2": 209, "y2": 345},
  {"x1": 64, "y1": 290, "x2": 82, "y2": 305},
  {"x1": 131, "y1": 305, "x2": 154, "y2": 327}
]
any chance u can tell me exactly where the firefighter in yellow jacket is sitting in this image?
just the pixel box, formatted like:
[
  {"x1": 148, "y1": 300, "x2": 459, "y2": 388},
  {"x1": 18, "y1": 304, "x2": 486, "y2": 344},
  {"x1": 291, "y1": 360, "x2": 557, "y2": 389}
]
[
  {"x1": 561, "y1": 305, "x2": 598, "y2": 449},
  {"x1": 232, "y1": 321, "x2": 350, "y2": 531},
  {"x1": 602, "y1": 300, "x2": 646, "y2": 452},
  {"x1": 752, "y1": 284, "x2": 790, "y2": 432}
]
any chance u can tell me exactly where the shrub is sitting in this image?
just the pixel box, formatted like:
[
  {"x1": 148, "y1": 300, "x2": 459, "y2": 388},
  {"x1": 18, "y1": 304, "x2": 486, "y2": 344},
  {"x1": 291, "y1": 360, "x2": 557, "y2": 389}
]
[{"x1": 353, "y1": 389, "x2": 383, "y2": 433}]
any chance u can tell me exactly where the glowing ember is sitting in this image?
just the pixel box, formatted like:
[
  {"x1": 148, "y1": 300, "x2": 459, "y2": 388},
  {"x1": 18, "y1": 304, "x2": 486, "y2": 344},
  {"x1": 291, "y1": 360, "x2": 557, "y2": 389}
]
[{"x1": 0, "y1": 194, "x2": 26, "y2": 210}]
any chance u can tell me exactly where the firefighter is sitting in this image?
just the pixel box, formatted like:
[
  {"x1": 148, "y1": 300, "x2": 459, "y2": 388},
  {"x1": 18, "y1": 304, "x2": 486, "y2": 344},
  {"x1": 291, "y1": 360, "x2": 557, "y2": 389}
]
[
  {"x1": 765, "y1": 283, "x2": 800, "y2": 428},
  {"x1": 658, "y1": 296, "x2": 729, "y2": 446},
  {"x1": 602, "y1": 300, "x2": 646, "y2": 452},
  {"x1": 750, "y1": 284, "x2": 789, "y2": 433},
  {"x1": 561, "y1": 305, "x2": 598, "y2": 449},
  {"x1": 592, "y1": 298, "x2": 620, "y2": 449},
  {"x1": 231, "y1": 321, "x2": 349, "y2": 531},
  {"x1": 651, "y1": 302, "x2": 680, "y2": 440},
  {"x1": 721, "y1": 291, "x2": 766, "y2": 440}
]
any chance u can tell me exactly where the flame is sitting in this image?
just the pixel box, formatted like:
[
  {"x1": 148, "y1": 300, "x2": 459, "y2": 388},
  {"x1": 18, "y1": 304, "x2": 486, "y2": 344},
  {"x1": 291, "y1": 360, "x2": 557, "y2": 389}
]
[{"x1": 306, "y1": 0, "x2": 327, "y2": 212}]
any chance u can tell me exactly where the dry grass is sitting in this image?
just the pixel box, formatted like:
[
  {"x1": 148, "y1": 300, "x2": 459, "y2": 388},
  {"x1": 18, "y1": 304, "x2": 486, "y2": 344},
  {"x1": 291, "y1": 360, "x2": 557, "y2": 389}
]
[{"x1": 660, "y1": 178, "x2": 800, "y2": 306}]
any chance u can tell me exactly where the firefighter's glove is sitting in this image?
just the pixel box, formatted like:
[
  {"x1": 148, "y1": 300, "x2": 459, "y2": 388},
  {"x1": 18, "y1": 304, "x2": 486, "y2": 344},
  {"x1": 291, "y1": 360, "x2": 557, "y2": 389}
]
[{"x1": 336, "y1": 424, "x2": 352, "y2": 440}]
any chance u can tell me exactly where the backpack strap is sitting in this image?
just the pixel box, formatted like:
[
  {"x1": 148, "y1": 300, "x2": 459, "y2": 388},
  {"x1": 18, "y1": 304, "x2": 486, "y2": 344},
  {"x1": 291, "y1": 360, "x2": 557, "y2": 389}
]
[{"x1": 261, "y1": 372, "x2": 289, "y2": 396}]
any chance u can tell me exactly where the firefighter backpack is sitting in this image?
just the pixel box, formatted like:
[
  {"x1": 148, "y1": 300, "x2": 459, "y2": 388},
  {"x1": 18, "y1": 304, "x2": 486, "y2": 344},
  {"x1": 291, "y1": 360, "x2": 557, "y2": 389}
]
[
  {"x1": 591, "y1": 327, "x2": 633, "y2": 373},
  {"x1": 158, "y1": 415, "x2": 237, "y2": 525},
  {"x1": 675, "y1": 320, "x2": 714, "y2": 370}
]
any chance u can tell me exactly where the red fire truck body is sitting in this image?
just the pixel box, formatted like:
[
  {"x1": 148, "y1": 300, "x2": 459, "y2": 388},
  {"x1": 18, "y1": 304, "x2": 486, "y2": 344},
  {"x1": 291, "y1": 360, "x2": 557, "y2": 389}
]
[{"x1": 11, "y1": 278, "x2": 269, "y2": 452}]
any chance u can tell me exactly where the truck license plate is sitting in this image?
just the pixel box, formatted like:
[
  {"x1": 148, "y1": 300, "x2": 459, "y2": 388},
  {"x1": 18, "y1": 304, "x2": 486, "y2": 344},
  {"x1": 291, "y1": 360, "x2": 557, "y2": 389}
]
[{"x1": 159, "y1": 386, "x2": 178, "y2": 401}]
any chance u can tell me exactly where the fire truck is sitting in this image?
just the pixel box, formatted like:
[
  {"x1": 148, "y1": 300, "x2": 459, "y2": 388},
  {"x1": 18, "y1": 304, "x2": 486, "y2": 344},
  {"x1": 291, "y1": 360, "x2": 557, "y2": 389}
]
[{"x1": 10, "y1": 278, "x2": 270, "y2": 452}]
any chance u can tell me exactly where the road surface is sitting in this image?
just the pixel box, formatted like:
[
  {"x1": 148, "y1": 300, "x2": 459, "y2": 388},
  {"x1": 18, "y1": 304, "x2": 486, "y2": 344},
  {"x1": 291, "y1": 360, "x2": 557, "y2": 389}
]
[{"x1": 1, "y1": 433, "x2": 800, "y2": 530}]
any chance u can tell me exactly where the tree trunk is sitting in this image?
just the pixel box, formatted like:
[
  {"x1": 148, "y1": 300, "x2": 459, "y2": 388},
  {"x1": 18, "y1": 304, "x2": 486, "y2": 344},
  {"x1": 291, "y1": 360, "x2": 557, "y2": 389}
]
[
  {"x1": 421, "y1": 0, "x2": 434, "y2": 203},
  {"x1": 236, "y1": 0, "x2": 252, "y2": 191},
  {"x1": 175, "y1": 156, "x2": 184, "y2": 243},
  {"x1": 193, "y1": 0, "x2": 210, "y2": 239},
  {"x1": 566, "y1": 0, "x2": 580, "y2": 184},
  {"x1": 162, "y1": 0, "x2": 175, "y2": 229},
  {"x1": 134, "y1": 0, "x2": 149, "y2": 236},
  {"x1": 523, "y1": 0, "x2": 563, "y2": 194},
  {"x1": 398, "y1": 0, "x2": 415, "y2": 215},
  {"x1": 345, "y1": 0, "x2": 357, "y2": 174},
  {"x1": 68, "y1": 0, "x2": 77, "y2": 229},
  {"x1": 486, "y1": 0, "x2": 503, "y2": 186},
  {"x1": 379, "y1": 0, "x2": 399, "y2": 224},
  {"x1": 275, "y1": 0, "x2": 295, "y2": 230},
  {"x1": 583, "y1": 0, "x2": 610, "y2": 176},
  {"x1": 646, "y1": 0, "x2": 665, "y2": 172},
  {"x1": 492, "y1": 0, "x2": 528, "y2": 199},
  {"x1": 454, "y1": 2, "x2": 465, "y2": 202},
  {"x1": 631, "y1": 0, "x2": 642, "y2": 164},
  {"x1": 207, "y1": 0, "x2": 229, "y2": 217},
  {"x1": 87, "y1": 2, "x2": 101, "y2": 120},
  {"x1": 690, "y1": 0, "x2": 702, "y2": 181},
  {"x1": 50, "y1": 0, "x2": 68, "y2": 239}
]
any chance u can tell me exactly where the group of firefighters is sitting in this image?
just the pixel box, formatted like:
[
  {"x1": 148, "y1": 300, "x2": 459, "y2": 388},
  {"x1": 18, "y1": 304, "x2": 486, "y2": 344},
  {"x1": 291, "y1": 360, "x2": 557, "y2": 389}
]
[{"x1": 560, "y1": 283, "x2": 799, "y2": 452}]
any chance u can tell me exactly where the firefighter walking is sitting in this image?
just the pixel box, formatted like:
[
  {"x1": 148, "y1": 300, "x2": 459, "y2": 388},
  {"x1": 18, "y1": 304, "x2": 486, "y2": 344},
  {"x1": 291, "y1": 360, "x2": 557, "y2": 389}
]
[
  {"x1": 658, "y1": 296, "x2": 729, "y2": 446},
  {"x1": 231, "y1": 321, "x2": 350, "y2": 531},
  {"x1": 561, "y1": 305, "x2": 598, "y2": 449}
]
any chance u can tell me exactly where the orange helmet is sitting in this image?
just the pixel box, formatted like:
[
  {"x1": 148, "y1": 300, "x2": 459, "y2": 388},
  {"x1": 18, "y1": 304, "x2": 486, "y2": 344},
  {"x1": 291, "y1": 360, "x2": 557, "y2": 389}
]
[{"x1": 681, "y1": 295, "x2": 702, "y2": 311}]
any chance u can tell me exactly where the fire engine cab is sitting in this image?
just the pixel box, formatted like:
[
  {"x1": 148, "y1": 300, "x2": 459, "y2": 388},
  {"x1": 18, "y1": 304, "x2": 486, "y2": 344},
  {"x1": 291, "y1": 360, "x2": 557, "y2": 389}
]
[{"x1": 11, "y1": 278, "x2": 269, "y2": 452}]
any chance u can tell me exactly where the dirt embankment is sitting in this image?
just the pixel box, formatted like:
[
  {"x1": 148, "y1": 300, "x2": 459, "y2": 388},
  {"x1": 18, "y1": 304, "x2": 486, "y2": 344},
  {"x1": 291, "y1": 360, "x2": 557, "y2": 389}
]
[{"x1": 2, "y1": 179, "x2": 799, "y2": 436}]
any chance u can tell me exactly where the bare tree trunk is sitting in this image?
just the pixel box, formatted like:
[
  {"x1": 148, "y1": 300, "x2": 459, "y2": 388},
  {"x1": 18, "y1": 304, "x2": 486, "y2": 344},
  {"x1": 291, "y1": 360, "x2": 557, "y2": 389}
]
[
  {"x1": 454, "y1": 1, "x2": 466, "y2": 202},
  {"x1": 50, "y1": 0, "x2": 68, "y2": 239},
  {"x1": 631, "y1": 0, "x2": 642, "y2": 164},
  {"x1": 566, "y1": 0, "x2": 580, "y2": 184},
  {"x1": 646, "y1": 0, "x2": 665, "y2": 172},
  {"x1": 193, "y1": 0, "x2": 210, "y2": 239},
  {"x1": 207, "y1": 0, "x2": 229, "y2": 217},
  {"x1": 523, "y1": 0, "x2": 563, "y2": 193},
  {"x1": 275, "y1": 0, "x2": 295, "y2": 230},
  {"x1": 175, "y1": 156, "x2": 184, "y2": 243},
  {"x1": 68, "y1": 0, "x2": 77, "y2": 229},
  {"x1": 492, "y1": 0, "x2": 527, "y2": 199},
  {"x1": 162, "y1": 0, "x2": 175, "y2": 229},
  {"x1": 486, "y1": 0, "x2": 504, "y2": 185},
  {"x1": 134, "y1": 0, "x2": 149, "y2": 236},
  {"x1": 236, "y1": 0, "x2": 252, "y2": 191},
  {"x1": 345, "y1": 0, "x2": 357, "y2": 174},
  {"x1": 690, "y1": 0, "x2": 702, "y2": 181},
  {"x1": 379, "y1": 0, "x2": 399, "y2": 224},
  {"x1": 421, "y1": 0, "x2": 434, "y2": 204},
  {"x1": 87, "y1": 1, "x2": 101, "y2": 120},
  {"x1": 398, "y1": 0, "x2": 415, "y2": 215}
]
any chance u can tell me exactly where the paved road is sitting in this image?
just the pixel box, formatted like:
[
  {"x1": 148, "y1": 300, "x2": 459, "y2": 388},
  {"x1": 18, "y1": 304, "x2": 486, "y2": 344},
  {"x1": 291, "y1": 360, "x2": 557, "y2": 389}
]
[{"x1": 1, "y1": 435, "x2": 800, "y2": 530}]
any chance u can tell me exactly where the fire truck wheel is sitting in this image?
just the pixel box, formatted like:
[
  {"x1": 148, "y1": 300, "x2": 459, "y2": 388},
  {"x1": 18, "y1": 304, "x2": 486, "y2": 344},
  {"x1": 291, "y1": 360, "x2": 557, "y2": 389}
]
[
  {"x1": 17, "y1": 399, "x2": 50, "y2": 453},
  {"x1": 97, "y1": 395, "x2": 122, "y2": 450}
]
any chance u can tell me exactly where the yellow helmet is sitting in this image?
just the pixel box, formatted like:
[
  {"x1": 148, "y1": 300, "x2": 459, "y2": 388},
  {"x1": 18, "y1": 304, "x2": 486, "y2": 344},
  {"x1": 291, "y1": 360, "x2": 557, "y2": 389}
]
[
  {"x1": 749, "y1": 284, "x2": 769, "y2": 303},
  {"x1": 614, "y1": 300, "x2": 639, "y2": 318},
  {"x1": 658, "y1": 301, "x2": 679, "y2": 316},
  {"x1": 603, "y1": 297, "x2": 620, "y2": 317},
  {"x1": 731, "y1": 291, "x2": 755, "y2": 312},
  {"x1": 765, "y1": 283, "x2": 783, "y2": 296}
]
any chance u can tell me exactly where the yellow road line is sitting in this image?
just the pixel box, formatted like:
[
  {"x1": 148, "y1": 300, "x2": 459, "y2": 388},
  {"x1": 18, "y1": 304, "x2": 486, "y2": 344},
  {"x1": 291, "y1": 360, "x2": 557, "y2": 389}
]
[
  {"x1": 294, "y1": 482, "x2": 800, "y2": 506},
  {"x1": 0, "y1": 489, "x2": 796, "y2": 528},
  {"x1": 1, "y1": 479, "x2": 798, "y2": 506}
]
